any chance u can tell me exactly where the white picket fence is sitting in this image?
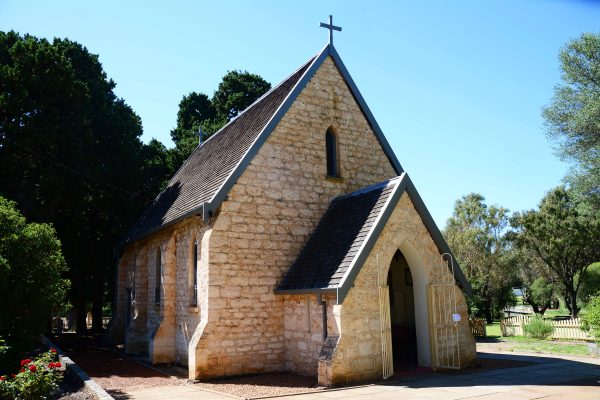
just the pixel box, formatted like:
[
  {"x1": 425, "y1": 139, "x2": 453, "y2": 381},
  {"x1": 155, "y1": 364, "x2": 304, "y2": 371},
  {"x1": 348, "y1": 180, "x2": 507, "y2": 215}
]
[{"x1": 501, "y1": 315, "x2": 591, "y2": 340}]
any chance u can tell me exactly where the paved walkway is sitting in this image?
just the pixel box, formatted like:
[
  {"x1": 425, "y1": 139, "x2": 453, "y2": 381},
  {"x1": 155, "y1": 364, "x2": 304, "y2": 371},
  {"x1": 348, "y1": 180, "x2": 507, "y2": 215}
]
[{"x1": 124, "y1": 351, "x2": 600, "y2": 400}]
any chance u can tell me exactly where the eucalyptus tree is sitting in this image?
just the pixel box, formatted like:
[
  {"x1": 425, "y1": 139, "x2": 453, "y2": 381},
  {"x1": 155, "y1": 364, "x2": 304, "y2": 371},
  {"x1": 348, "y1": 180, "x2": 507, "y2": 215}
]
[
  {"x1": 511, "y1": 187, "x2": 600, "y2": 318},
  {"x1": 543, "y1": 32, "x2": 600, "y2": 211},
  {"x1": 444, "y1": 193, "x2": 517, "y2": 322}
]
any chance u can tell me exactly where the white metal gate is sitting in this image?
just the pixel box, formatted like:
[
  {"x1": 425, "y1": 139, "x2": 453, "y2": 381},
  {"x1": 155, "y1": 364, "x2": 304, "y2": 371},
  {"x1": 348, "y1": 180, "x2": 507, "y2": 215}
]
[
  {"x1": 429, "y1": 253, "x2": 461, "y2": 370},
  {"x1": 377, "y1": 254, "x2": 394, "y2": 379}
]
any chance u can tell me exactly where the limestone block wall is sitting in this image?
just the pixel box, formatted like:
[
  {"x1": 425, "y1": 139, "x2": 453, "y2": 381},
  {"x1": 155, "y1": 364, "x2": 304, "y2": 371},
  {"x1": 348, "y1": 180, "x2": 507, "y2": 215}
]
[
  {"x1": 107, "y1": 250, "x2": 132, "y2": 343},
  {"x1": 109, "y1": 215, "x2": 206, "y2": 367},
  {"x1": 128, "y1": 247, "x2": 149, "y2": 354},
  {"x1": 110, "y1": 245, "x2": 149, "y2": 353},
  {"x1": 321, "y1": 192, "x2": 476, "y2": 386},
  {"x1": 148, "y1": 236, "x2": 177, "y2": 364},
  {"x1": 190, "y1": 55, "x2": 398, "y2": 379},
  {"x1": 174, "y1": 224, "x2": 209, "y2": 366},
  {"x1": 188, "y1": 228, "x2": 212, "y2": 379},
  {"x1": 282, "y1": 294, "x2": 337, "y2": 376}
]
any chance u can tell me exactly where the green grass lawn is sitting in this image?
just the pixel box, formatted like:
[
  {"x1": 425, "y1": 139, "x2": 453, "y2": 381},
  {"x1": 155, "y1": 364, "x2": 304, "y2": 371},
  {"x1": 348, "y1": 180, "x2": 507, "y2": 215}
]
[
  {"x1": 485, "y1": 322, "x2": 502, "y2": 338},
  {"x1": 543, "y1": 308, "x2": 572, "y2": 319},
  {"x1": 483, "y1": 320, "x2": 591, "y2": 357},
  {"x1": 500, "y1": 336, "x2": 590, "y2": 356}
]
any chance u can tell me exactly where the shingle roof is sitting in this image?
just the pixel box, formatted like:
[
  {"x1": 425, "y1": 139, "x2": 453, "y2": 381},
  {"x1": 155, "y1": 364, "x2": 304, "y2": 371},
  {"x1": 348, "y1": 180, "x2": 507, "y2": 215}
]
[
  {"x1": 277, "y1": 178, "x2": 398, "y2": 292},
  {"x1": 275, "y1": 173, "x2": 472, "y2": 302},
  {"x1": 122, "y1": 57, "x2": 315, "y2": 244}
]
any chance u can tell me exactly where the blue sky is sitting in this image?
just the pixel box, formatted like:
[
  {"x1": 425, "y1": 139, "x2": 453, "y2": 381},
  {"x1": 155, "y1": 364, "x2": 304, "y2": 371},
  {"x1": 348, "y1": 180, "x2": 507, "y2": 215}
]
[{"x1": 2, "y1": 0, "x2": 599, "y2": 227}]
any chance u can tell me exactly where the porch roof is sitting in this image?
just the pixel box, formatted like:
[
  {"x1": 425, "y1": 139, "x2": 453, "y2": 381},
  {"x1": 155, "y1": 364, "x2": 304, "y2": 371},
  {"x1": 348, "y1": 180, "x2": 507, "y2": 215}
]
[{"x1": 275, "y1": 173, "x2": 471, "y2": 303}]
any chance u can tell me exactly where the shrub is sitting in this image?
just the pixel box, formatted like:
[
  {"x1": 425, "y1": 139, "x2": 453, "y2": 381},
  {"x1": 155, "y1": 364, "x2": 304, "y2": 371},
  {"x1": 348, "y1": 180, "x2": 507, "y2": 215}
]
[
  {"x1": 523, "y1": 316, "x2": 554, "y2": 339},
  {"x1": 582, "y1": 294, "x2": 600, "y2": 343},
  {"x1": 579, "y1": 263, "x2": 600, "y2": 305},
  {"x1": 0, "y1": 348, "x2": 61, "y2": 400},
  {"x1": 0, "y1": 197, "x2": 68, "y2": 348},
  {"x1": 0, "y1": 338, "x2": 10, "y2": 376}
]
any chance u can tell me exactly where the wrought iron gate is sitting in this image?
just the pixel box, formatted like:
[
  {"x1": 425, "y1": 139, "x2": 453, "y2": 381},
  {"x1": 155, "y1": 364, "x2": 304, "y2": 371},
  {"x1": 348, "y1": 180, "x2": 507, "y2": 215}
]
[
  {"x1": 377, "y1": 254, "x2": 394, "y2": 379},
  {"x1": 429, "y1": 253, "x2": 461, "y2": 370}
]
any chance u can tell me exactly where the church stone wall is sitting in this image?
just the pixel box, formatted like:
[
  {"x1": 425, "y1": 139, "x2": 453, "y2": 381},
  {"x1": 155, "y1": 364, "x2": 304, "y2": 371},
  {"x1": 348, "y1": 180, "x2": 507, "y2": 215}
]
[
  {"x1": 127, "y1": 246, "x2": 149, "y2": 354},
  {"x1": 107, "y1": 249, "x2": 132, "y2": 344},
  {"x1": 109, "y1": 217, "x2": 206, "y2": 366},
  {"x1": 281, "y1": 294, "x2": 337, "y2": 377},
  {"x1": 319, "y1": 192, "x2": 476, "y2": 386},
  {"x1": 190, "y1": 55, "x2": 398, "y2": 379}
]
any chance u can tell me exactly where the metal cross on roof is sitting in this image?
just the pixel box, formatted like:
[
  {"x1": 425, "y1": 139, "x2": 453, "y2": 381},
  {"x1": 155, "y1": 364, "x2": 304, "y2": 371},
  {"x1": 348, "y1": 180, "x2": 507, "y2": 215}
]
[
  {"x1": 196, "y1": 126, "x2": 203, "y2": 146},
  {"x1": 319, "y1": 15, "x2": 342, "y2": 45}
]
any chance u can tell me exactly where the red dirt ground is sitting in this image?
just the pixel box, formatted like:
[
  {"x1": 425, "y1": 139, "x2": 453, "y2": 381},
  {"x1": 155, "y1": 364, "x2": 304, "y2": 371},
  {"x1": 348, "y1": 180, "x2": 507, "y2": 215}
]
[{"x1": 50, "y1": 333, "x2": 183, "y2": 398}]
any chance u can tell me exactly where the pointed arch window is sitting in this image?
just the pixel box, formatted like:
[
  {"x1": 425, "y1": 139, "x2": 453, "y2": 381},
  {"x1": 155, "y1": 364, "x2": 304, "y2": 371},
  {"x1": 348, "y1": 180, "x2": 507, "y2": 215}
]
[{"x1": 326, "y1": 127, "x2": 339, "y2": 177}]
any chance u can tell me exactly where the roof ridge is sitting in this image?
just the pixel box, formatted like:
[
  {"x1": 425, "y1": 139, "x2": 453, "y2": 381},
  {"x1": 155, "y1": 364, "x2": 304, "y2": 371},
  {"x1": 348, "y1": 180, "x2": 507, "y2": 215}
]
[{"x1": 333, "y1": 176, "x2": 401, "y2": 201}]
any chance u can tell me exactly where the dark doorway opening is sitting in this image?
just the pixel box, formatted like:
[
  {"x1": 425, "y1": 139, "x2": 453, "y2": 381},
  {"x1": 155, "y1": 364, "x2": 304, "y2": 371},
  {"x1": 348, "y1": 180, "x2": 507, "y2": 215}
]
[{"x1": 388, "y1": 250, "x2": 418, "y2": 368}]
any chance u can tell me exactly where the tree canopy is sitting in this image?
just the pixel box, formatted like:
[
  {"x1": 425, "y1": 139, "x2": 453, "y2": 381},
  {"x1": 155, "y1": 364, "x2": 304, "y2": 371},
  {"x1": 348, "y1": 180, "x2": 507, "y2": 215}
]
[
  {"x1": 543, "y1": 32, "x2": 600, "y2": 209},
  {"x1": 167, "y1": 71, "x2": 271, "y2": 172},
  {"x1": 0, "y1": 196, "x2": 68, "y2": 344},
  {"x1": 444, "y1": 193, "x2": 517, "y2": 322},
  {"x1": 212, "y1": 70, "x2": 271, "y2": 121},
  {"x1": 0, "y1": 31, "x2": 163, "y2": 332},
  {"x1": 510, "y1": 186, "x2": 600, "y2": 318}
]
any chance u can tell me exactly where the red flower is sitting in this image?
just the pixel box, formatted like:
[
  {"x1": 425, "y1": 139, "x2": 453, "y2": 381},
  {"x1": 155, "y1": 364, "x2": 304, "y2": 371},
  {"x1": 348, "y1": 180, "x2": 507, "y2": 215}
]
[
  {"x1": 20, "y1": 359, "x2": 31, "y2": 367},
  {"x1": 19, "y1": 368, "x2": 25, "y2": 373},
  {"x1": 54, "y1": 362, "x2": 61, "y2": 368},
  {"x1": 50, "y1": 348, "x2": 57, "y2": 353},
  {"x1": 48, "y1": 362, "x2": 55, "y2": 368},
  {"x1": 10, "y1": 374, "x2": 16, "y2": 378},
  {"x1": 0, "y1": 376, "x2": 5, "y2": 381},
  {"x1": 29, "y1": 365, "x2": 37, "y2": 373}
]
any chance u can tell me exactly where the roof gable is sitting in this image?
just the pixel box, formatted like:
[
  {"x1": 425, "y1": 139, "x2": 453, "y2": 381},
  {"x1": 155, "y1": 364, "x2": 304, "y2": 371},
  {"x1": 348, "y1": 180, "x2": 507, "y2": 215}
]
[
  {"x1": 275, "y1": 173, "x2": 471, "y2": 303},
  {"x1": 123, "y1": 44, "x2": 404, "y2": 245}
]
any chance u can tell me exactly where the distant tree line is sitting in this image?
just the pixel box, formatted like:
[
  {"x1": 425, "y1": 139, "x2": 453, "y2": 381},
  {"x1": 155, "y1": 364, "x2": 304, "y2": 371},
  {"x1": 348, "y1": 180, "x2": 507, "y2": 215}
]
[
  {"x1": 0, "y1": 30, "x2": 270, "y2": 337},
  {"x1": 446, "y1": 33, "x2": 600, "y2": 321}
]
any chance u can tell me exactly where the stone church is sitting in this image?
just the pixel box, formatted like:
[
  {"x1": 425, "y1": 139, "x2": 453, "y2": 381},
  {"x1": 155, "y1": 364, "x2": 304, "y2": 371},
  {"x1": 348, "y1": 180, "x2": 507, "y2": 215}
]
[{"x1": 108, "y1": 36, "x2": 476, "y2": 385}]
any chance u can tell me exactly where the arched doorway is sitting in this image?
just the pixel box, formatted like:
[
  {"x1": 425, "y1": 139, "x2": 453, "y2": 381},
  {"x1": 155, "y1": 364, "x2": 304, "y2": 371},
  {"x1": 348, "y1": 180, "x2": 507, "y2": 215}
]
[{"x1": 388, "y1": 250, "x2": 417, "y2": 367}]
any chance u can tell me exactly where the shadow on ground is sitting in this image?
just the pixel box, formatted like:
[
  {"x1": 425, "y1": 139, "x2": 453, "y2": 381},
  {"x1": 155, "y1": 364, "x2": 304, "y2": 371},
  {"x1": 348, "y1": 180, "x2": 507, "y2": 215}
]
[{"x1": 384, "y1": 352, "x2": 600, "y2": 390}]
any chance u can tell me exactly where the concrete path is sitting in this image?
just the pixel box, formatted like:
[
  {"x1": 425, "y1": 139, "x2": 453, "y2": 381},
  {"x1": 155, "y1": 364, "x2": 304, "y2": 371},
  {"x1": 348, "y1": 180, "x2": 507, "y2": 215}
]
[{"x1": 124, "y1": 351, "x2": 600, "y2": 400}]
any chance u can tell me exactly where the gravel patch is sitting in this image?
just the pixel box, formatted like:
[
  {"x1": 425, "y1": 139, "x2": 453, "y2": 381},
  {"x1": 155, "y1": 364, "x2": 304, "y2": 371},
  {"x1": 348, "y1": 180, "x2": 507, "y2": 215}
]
[
  {"x1": 194, "y1": 373, "x2": 324, "y2": 399},
  {"x1": 57, "y1": 385, "x2": 96, "y2": 400},
  {"x1": 55, "y1": 364, "x2": 96, "y2": 400},
  {"x1": 51, "y1": 333, "x2": 184, "y2": 399}
]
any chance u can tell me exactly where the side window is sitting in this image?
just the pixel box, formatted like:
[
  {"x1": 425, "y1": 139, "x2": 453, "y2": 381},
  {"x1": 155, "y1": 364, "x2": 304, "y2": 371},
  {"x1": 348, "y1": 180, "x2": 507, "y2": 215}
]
[
  {"x1": 190, "y1": 238, "x2": 198, "y2": 306},
  {"x1": 326, "y1": 127, "x2": 339, "y2": 177},
  {"x1": 154, "y1": 249, "x2": 161, "y2": 304}
]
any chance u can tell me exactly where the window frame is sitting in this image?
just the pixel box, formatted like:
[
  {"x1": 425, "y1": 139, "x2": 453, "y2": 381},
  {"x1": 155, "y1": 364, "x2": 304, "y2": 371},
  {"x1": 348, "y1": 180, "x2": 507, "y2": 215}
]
[
  {"x1": 154, "y1": 249, "x2": 161, "y2": 305},
  {"x1": 190, "y1": 238, "x2": 198, "y2": 307},
  {"x1": 325, "y1": 127, "x2": 340, "y2": 178}
]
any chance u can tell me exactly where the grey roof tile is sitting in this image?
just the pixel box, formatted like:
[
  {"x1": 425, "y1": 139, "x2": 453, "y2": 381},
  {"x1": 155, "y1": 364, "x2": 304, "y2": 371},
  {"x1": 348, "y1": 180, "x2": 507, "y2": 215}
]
[
  {"x1": 276, "y1": 179, "x2": 397, "y2": 291},
  {"x1": 122, "y1": 57, "x2": 314, "y2": 244}
]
